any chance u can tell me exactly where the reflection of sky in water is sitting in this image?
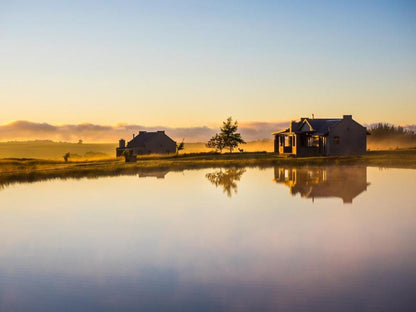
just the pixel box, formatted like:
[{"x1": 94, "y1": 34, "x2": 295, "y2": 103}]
[{"x1": 0, "y1": 168, "x2": 415, "y2": 311}]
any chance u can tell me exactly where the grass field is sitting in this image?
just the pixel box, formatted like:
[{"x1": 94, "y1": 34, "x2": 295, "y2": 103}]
[
  {"x1": 0, "y1": 138, "x2": 412, "y2": 160},
  {"x1": 0, "y1": 149, "x2": 415, "y2": 190},
  {"x1": 0, "y1": 141, "x2": 116, "y2": 159},
  {"x1": 0, "y1": 140, "x2": 274, "y2": 159}
]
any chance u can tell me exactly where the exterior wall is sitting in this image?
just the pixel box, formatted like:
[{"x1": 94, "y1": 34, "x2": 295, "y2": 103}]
[
  {"x1": 131, "y1": 132, "x2": 176, "y2": 155},
  {"x1": 142, "y1": 132, "x2": 176, "y2": 154},
  {"x1": 326, "y1": 117, "x2": 367, "y2": 156},
  {"x1": 296, "y1": 145, "x2": 319, "y2": 157},
  {"x1": 116, "y1": 147, "x2": 133, "y2": 157},
  {"x1": 116, "y1": 147, "x2": 124, "y2": 157},
  {"x1": 130, "y1": 146, "x2": 148, "y2": 155},
  {"x1": 294, "y1": 135, "x2": 324, "y2": 157}
]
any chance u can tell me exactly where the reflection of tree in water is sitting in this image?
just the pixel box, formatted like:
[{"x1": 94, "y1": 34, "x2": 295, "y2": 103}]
[{"x1": 206, "y1": 168, "x2": 246, "y2": 197}]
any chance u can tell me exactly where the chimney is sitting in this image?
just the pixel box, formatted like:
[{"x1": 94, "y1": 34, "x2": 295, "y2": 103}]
[
  {"x1": 132, "y1": 133, "x2": 135, "y2": 139},
  {"x1": 119, "y1": 139, "x2": 125, "y2": 148},
  {"x1": 312, "y1": 114, "x2": 314, "y2": 119},
  {"x1": 343, "y1": 115, "x2": 352, "y2": 120},
  {"x1": 157, "y1": 130, "x2": 165, "y2": 134},
  {"x1": 290, "y1": 121, "x2": 296, "y2": 133}
]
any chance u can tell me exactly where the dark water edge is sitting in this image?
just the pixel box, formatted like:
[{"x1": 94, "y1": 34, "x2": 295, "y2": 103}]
[{"x1": 1, "y1": 270, "x2": 415, "y2": 312}]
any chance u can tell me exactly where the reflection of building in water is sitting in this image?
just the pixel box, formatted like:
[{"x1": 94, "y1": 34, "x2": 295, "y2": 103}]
[
  {"x1": 274, "y1": 166, "x2": 369, "y2": 203},
  {"x1": 138, "y1": 170, "x2": 169, "y2": 179}
]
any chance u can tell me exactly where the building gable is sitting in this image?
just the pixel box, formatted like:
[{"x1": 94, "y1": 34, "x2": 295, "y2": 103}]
[{"x1": 299, "y1": 121, "x2": 313, "y2": 132}]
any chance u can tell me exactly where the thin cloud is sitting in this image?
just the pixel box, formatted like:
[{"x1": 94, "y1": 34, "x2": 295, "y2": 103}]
[
  {"x1": 0, "y1": 120, "x2": 290, "y2": 143},
  {"x1": 3, "y1": 120, "x2": 413, "y2": 143}
]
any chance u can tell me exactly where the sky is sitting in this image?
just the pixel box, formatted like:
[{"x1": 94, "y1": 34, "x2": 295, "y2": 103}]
[{"x1": 0, "y1": 0, "x2": 415, "y2": 134}]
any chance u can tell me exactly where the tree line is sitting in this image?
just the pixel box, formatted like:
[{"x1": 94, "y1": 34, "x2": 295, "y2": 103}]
[{"x1": 370, "y1": 123, "x2": 416, "y2": 139}]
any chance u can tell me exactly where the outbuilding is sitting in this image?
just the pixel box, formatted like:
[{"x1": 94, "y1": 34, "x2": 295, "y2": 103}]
[{"x1": 116, "y1": 131, "x2": 176, "y2": 157}]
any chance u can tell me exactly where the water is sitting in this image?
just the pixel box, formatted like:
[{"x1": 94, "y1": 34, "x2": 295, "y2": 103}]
[{"x1": 0, "y1": 166, "x2": 415, "y2": 311}]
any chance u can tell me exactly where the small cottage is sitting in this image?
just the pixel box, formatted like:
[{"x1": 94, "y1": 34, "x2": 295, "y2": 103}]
[
  {"x1": 116, "y1": 131, "x2": 176, "y2": 157},
  {"x1": 272, "y1": 115, "x2": 368, "y2": 157}
]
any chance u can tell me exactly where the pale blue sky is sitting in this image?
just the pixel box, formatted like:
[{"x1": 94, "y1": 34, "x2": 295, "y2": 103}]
[{"x1": 0, "y1": 0, "x2": 415, "y2": 126}]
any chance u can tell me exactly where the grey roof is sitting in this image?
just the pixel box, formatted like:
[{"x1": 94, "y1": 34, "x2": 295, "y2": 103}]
[
  {"x1": 126, "y1": 131, "x2": 175, "y2": 148},
  {"x1": 273, "y1": 118, "x2": 342, "y2": 136},
  {"x1": 302, "y1": 118, "x2": 342, "y2": 135}
]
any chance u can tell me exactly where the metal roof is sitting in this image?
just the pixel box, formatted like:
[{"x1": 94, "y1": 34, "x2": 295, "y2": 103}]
[
  {"x1": 126, "y1": 131, "x2": 175, "y2": 148},
  {"x1": 273, "y1": 118, "x2": 342, "y2": 136},
  {"x1": 303, "y1": 118, "x2": 342, "y2": 135}
]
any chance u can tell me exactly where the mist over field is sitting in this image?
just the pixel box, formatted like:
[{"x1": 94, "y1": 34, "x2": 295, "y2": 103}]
[
  {"x1": 0, "y1": 140, "x2": 276, "y2": 159},
  {"x1": 0, "y1": 120, "x2": 415, "y2": 159},
  {"x1": 365, "y1": 123, "x2": 416, "y2": 150},
  {"x1": 367, "y1": 139, "x2": 416, "y2": 150},
  {"x1": 0, "y1": 120, "x2": 288, "y2": 143}
]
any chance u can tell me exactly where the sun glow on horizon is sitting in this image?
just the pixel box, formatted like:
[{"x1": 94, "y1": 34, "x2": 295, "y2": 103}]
[{"x1": 0, "y1": 1, "x2": 415, "y2": 127}]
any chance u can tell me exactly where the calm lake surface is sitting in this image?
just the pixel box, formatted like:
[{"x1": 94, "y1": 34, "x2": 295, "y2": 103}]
[{"x1": 0, "y1": 166, "x2": 415, "y2": 311}]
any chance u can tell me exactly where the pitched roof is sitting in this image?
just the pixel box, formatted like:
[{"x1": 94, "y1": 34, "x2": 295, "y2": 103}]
[
  {"x1": 302, "y1": 118, "x2": 342, "y2": 135},
  {"x1": 126, "y1": 131, "x2": 174, "y2": 148},
  {"x1": 273, "y1": 118, "x2": 342, "y2": 136}
]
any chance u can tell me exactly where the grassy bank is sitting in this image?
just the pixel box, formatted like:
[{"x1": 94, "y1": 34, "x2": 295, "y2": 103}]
[
  {"x1": 0, "y1": 140, "x2": 274, "y2": 159},
  {"x1": 1, "y1": 139, "x2": 413, "y2": 160},
  {"x1": 0, "y1": 149, "x2": 415, "y2": 189}
]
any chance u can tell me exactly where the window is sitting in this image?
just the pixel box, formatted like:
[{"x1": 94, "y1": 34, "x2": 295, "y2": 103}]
[
  {"x1": 334, "y1": 136, "x2": 340, "y2": 144},
  {"x1": 305, "y1": 136, "x2": 319, "y2": 148},
  {"x1": 310, "y1": 136, "x2": 319, "y2": 148}
]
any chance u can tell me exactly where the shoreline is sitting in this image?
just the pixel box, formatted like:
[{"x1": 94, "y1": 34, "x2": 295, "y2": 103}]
[{"x1": 0, "y1": 149, "x2": 415, "y2": 188}]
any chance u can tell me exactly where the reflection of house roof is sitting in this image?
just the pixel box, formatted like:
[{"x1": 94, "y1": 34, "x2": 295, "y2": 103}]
[
  {"x1": 274, "y1": 166, "x2": 369, "y2": 204},
  {"x1": 138, "y1": 170, "x2": 169, "y2": 179}
]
